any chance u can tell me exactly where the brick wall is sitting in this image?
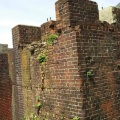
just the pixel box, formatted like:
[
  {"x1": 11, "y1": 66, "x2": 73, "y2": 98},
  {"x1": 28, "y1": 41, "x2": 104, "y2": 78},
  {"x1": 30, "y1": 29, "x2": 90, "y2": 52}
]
[
  {"x1": 11, "y1": 0, "x2": 120, "y2": 119},
  {"x1": 16, "y1": 25, "x2": 41, "y2": 45},
  {"x1": 8, "y1": 49, "x2": 17, "y2": 120},
  {"x1": 0, "y1": 53, "x2": 12, "y2": 120},
  {"x1": 55, "y1": 0, "x2": 99, "y2": 26},
  {"x1": 76, "y1": 24, "x2": 120, "y2": 119},
  {"x1": 12, "y1": 25, "x2": 41, "y2": 120},
  {"x1": 37, "y1": 28, "x2": 83, "y2": 119}
]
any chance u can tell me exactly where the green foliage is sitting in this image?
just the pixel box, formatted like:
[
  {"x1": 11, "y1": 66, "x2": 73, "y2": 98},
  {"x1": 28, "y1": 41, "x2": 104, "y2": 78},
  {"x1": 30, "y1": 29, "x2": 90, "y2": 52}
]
[
  {"x1": 36, "y1": 96, "x2": 40, "y2": 100},
  {"x1": 86, "y1": 70, "x2": 93, "y2": 77},
  {"x1": 35, "y1": 102, "x2": 42, "y2": 109},
  {"x1": 32, "y1": 114, "x2": 37, "y2": 120},
  {"x1": 73, "y1": 116, "x2": 80, "y2": 120},
  {"x1": 37, "y1": 53, "x2": 46, "y2": 63},
  {"x1": 47, "y1": 34, "x2": 58, "y2": 45}
]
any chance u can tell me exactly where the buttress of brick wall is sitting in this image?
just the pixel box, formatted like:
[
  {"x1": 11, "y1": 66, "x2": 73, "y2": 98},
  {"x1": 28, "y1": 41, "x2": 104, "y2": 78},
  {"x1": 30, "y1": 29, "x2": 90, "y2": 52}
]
[{"x1": 12, "y1": 25, "x2": 41, "y2": 120}]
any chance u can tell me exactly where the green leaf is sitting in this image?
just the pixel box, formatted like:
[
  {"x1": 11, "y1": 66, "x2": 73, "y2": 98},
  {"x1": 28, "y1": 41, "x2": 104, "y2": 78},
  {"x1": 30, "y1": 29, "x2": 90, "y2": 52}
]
[
  {"x1": 35, "y1": 102, "x2": 42, "y2": 108},
  {"x1": 73, "y1": 116, "x2": 80, "y2": 120},
  {"x1": 47, "y1": 34, "x2": 58, "y2": 45},
  {"x1": 37, "y1": 54, "x2": 46, "y2": 63},
  {"x1": 87, "y1": 70, "x2": 93, "y2": 77}
]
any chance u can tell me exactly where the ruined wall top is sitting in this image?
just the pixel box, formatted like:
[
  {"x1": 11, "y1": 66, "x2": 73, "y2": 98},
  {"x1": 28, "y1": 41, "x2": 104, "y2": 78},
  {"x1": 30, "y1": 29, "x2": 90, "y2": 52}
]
[
  {"x1": 12, "y1": 0, "x2": 120, "y2": 46},
  {"x1": 12, "y1": 25, "x2": 41, "y2": 47},
  {"x1": 0, "y1": 44, "x2": 8, "y2": 54},
  {"x1": 99, "y1": 6, "x2": 120, "y2": 24},
  {"x1": 55, "y1": 0, "x2": 99, "y2": 26}
]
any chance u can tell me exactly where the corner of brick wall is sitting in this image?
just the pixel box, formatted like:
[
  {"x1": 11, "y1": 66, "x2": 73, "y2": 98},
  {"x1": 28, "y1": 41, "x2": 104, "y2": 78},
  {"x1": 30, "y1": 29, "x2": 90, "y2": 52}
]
[{"x1": 75, "y1": 22, "x2": 120, "y2": 119}]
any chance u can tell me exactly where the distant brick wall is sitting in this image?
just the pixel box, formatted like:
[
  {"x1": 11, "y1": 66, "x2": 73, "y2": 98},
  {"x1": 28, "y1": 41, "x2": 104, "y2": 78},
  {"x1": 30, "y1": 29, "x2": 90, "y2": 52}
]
[
  {"x1": 0, "y1": 54, "x2": 12, "y2": 120},
  {"x1": 99, "y1": 6, "x2": 120, "y2": 24},
  {"x1": 0, "y1": 44, "x2": 8, "y2": 54},
  {"x1": 8, "y1": 49, "x2": 17, "y2": 120}
]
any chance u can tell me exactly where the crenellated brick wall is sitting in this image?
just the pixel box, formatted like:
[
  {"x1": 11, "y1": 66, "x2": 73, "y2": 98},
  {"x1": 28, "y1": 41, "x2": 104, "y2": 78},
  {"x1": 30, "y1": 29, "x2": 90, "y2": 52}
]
[
  {"x1": 11, "y1": 0, "x2": 120, "y2": 120},
  {"x1": 55, "y1": 0, "x2": 99, "y2": 26}
]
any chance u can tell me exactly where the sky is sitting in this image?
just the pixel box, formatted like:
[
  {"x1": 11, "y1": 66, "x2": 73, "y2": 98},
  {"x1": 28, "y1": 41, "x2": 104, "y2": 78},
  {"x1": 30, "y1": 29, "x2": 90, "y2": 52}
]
[{"x1": 0, "y1": 0, "x2": 119, "y2": 48}]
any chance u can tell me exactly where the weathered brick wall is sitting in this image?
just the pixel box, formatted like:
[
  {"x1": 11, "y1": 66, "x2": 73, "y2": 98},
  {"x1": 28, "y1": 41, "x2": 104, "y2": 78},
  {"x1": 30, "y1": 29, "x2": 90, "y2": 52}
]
[
  {"x1": 0, "y1": 53, "x2": 12, "y2": 120},
  {"x1": 11, "y1": 0, "x2": 120, "y2": 119},
  {"x1": 12, "y1": 26, "x2": 24, "y2": 120},
  {"x1": 16, "y1": 25, "x2": 41, "y2": 45},
  {"x1": 26, "y1": 28, "x2": 83, "y2": 119},
  {"x1": 12, "y1": 25, "x2": 41, "y2": 120},
  {"x1": 55, "y1": 0, "x2": 99, "y2": 26},
  {"x1": 76, "y1": 24, "x2": 120, "y2": 119},
  {"x1": 8, "y1": 49, "x2": 17, "y2": 120}
]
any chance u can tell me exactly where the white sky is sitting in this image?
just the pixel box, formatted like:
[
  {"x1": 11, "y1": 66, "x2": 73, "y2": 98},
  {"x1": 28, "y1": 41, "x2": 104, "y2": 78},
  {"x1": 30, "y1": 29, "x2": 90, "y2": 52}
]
[{"x1": 0, "y1": 0, "x2": 119, "y2": 48}]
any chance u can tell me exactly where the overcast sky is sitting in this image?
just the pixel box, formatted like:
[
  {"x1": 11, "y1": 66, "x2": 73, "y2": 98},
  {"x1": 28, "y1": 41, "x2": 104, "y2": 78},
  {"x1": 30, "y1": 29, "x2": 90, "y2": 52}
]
[{"x1": 0, "y1": 0, "x2": 119, "y2": 48}]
